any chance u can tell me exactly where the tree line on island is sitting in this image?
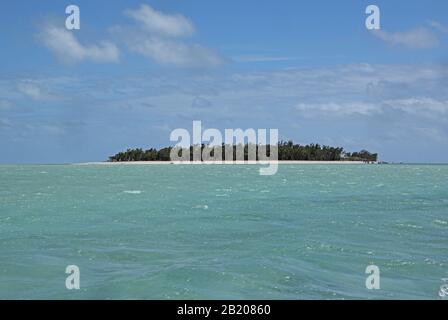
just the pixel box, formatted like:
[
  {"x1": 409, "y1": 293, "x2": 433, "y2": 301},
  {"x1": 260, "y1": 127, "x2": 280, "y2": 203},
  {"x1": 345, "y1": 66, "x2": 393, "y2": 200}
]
[{"x1": 109, "y1": 141, "x2": 378, "y2": 162}]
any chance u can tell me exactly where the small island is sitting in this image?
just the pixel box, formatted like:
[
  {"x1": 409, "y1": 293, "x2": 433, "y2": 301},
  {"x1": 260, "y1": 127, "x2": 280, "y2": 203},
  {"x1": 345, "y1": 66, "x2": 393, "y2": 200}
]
[{"x1": 108, "y1": 141, "x2": 378, "y2": 163}]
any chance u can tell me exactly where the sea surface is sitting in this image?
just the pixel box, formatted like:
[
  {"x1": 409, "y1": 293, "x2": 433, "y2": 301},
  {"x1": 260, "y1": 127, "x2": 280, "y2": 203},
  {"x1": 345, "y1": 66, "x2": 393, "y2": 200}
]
[{"x1": 0, "y1": 164, "x2": 447, "y2": 299}]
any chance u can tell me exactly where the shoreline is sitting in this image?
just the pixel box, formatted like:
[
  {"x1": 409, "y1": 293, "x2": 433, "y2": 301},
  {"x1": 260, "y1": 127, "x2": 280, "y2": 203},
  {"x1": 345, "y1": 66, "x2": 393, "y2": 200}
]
[{"x1": 75, "y1": 160, "x2": 370, "y2": 165}]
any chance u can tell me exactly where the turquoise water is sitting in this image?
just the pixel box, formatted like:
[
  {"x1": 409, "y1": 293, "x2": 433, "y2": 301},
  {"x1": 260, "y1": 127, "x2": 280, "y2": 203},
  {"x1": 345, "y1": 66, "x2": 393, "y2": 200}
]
[{"x1": 0, "y1": 164, "x2": 447, "y2": 299}]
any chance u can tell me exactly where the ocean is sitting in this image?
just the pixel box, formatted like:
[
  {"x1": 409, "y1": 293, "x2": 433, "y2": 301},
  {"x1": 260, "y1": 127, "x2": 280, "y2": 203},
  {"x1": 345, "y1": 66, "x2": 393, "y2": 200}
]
[{"x1": 0, "y1": 164, "x2": 447, "y2": 299}]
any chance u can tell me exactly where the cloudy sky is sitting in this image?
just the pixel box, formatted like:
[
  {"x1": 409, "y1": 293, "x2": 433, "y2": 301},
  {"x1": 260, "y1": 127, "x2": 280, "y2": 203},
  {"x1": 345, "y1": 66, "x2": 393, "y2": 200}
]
[{"x1": 0, "y1": 0, "x2": 447, "y2": 163}]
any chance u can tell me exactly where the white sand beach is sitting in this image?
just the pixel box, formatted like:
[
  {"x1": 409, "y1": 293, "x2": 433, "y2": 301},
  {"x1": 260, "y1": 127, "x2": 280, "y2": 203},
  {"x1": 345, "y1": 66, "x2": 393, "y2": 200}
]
[{"x1": 76, "y1": 160, "x2": 369, "y2": 165}]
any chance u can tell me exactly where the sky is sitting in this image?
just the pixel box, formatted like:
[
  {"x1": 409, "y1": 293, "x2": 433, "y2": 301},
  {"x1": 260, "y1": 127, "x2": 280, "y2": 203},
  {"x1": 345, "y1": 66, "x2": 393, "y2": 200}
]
[{"x1": 0, "y1": 0, "x2": 447, "y2": 163}]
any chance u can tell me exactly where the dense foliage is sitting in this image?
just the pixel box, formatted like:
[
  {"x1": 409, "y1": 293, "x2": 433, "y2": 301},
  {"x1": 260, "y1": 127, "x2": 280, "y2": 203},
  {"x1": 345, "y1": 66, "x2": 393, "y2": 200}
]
[{"x1": 109, "y1": 141, "x2": 378, "y2": 162}]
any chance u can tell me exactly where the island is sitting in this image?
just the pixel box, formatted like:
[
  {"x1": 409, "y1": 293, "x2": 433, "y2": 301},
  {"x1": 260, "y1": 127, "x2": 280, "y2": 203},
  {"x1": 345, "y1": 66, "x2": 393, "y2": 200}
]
[{"x1": 108, "y1": 141, "x2": 378, "y2": 163}]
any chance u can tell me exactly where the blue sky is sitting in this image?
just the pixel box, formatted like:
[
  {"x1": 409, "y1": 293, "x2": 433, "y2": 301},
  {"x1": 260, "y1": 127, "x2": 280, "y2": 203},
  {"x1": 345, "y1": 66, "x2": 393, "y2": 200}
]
[{"x1": 0, "y1": 0, "x2": 447, "y2": 163}]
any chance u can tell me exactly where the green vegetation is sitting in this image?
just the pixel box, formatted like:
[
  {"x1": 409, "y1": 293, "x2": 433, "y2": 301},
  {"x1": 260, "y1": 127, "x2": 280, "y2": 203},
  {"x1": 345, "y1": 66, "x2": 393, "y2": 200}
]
[
  {"x1": 109, "y1": 141, "x2": 378, "y2": 162},
  {"x1": 345, "y1": 149, "x2": 378, "y2": 162}
]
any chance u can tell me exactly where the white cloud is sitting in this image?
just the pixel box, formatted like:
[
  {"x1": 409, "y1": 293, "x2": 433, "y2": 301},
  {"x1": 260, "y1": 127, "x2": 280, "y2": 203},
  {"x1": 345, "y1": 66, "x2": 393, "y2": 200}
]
[
  {"x1": 293, "y1": 98, "x2": 448, "y2": 118},
  {"x1": 232, "y1": 56, "x2": 302, "y2": 63},
  {"x1": 372, "y1": 27, "x2": 439, "y2": 49},
  {"x1": 384, "y1": 97, "x2": 448, "y2": 115},
  {"x1": 125, "y1": 4, "x2": 194, "y2": 37},
  {"x1": 4, "y1": 64, "x2": 447, "y2": 121},
  {"x1": 38, "y1": 5, "x2": 223, "y2": 68},
  {"x1": 428, "y1": 20, "x2": 448, "y2": 34},
  {"x1": 294, "y1": 102, "x2": 381, "y2": 117},
  {"x1": 129, "y1": 37, "x2": 225, "y2": 67},
  {"x1": 120, "y1": 4, "x2": 225, "y2": 68},
  {"x1": 17, "y1": 82, "x2": 47, "y2": 100},
  {"x1": 39, "y1": 24, "x2": 119, "y2": 63}
]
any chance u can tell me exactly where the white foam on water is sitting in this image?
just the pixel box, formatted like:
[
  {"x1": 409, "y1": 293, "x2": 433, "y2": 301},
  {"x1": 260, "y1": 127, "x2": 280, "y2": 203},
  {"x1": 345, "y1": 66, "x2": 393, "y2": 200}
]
[
  {"x1": 396, "y1": 223, "x2": 423, "y2": 229},
  {"x1": 439, "y1": 279, "x2": 448, "y2": 298},
  {"x1": 123, "y1": 190, "x2": 142, "y2": 194},
  {"x1": 193, "y1": 204, "x2": 208, "y2": 210}
]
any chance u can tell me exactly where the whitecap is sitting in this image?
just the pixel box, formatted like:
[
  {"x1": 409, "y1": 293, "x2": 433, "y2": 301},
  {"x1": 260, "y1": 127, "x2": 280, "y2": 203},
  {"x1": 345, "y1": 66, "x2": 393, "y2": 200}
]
[
  {"x1": 396, "y1": 223, "x2": 422, "y2": 229},
  {"x1": 193, "y1": 204, "x2": 208, "y2": 210},
  {"x1": 123, "y1": 190, "x2": 142, "y2": 194},
  {"x1": 439, "y1": 281, "x2": 448, "y2": 298}
]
